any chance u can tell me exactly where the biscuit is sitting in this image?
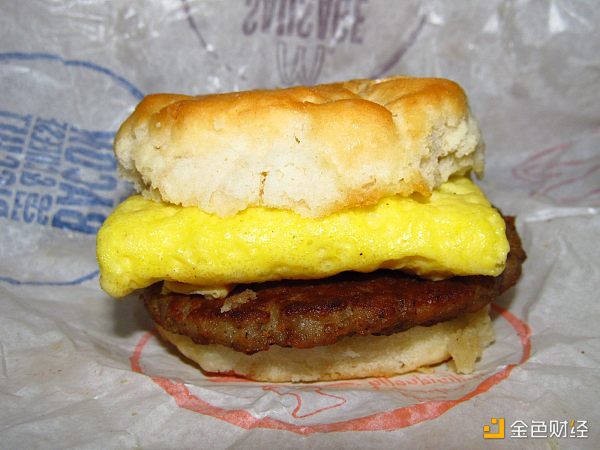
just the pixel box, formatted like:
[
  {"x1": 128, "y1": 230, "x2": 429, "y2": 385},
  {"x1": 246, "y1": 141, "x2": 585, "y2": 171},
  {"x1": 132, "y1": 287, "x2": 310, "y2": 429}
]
[{"x1": 115, "y1": 76, "x2": 483, "y2": 217}]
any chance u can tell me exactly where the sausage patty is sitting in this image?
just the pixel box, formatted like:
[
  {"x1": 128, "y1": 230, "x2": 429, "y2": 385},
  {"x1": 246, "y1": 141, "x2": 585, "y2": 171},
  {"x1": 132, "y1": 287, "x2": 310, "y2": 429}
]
[{"x1": 143, "y1": 217, "x2": 525, "y2": 354}]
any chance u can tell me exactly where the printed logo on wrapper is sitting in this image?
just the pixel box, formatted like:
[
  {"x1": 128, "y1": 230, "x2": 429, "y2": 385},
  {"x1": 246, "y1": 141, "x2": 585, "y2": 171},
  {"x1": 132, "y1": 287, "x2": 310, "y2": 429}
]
[
  {"x1": 0, "y1": 52, "x2": 143, "y2": 286},
  {"x1": 131, "y1": 304, "x2": 531, "y2": 434},
  {"x1": 512, "y1": 129, "x2": 600, "y2": 206},
  {"x1": 181, "y1": 0, "x2": 426, "y2": 86}
]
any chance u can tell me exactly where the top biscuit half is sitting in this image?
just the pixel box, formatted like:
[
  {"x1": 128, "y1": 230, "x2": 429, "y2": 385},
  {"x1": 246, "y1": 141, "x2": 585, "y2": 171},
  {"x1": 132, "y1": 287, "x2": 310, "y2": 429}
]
[{"x1": 114, "y1": 76, "x2": 484, "y2": 217}]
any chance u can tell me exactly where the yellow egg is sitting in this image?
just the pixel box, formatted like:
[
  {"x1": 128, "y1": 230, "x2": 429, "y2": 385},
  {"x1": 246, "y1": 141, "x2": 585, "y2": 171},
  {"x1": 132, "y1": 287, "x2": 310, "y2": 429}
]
[{"x1": 96, "y1": 177, "x2": 509, "y2": 298}]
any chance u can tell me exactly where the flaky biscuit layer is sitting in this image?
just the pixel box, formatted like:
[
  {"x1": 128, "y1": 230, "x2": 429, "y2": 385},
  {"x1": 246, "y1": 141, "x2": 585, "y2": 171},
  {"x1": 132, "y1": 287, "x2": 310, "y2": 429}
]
[{"x1": 115, "y1": 76, "x2": 483, "y2": 217}]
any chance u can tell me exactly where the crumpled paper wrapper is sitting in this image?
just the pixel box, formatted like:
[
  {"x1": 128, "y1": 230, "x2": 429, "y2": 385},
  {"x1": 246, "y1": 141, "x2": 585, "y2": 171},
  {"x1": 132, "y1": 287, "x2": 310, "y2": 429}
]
[{"x1": 1, "y1": 1, "x2": 599, "y2": 448}]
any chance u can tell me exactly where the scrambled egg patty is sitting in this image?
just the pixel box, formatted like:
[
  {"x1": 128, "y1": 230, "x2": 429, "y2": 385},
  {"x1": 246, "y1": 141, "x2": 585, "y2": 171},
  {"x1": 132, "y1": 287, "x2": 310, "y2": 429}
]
[{"x1": 97, "y1": 177, "x2": 509, "y2": 298}]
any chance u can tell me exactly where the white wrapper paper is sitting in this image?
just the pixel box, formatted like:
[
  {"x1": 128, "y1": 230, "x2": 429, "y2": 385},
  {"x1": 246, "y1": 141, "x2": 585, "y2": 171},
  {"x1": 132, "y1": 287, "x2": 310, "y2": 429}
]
[{"x1": 1, "y1": 1, "x2": 599, "y2": 448}]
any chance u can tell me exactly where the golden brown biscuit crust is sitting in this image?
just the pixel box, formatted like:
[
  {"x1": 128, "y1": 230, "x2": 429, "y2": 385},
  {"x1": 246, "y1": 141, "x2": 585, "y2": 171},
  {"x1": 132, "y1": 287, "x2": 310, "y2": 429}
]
[{"x1": 115, "y1": 76, "x2": 483, "y2": 216}]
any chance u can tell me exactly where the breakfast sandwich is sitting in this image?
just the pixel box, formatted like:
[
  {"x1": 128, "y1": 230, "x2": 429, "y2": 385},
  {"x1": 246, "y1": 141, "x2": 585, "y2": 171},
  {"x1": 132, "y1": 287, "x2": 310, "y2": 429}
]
[{"x1": 97, "y1": 76, "x2": 525, "y2": 382}]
